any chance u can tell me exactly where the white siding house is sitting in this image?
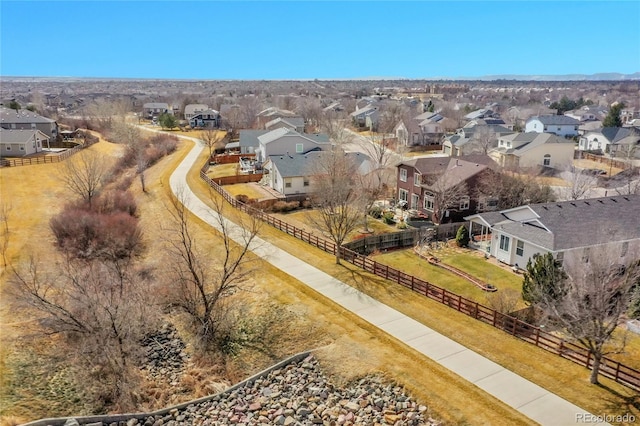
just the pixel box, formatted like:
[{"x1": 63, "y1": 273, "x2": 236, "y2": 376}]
[
  {"x1": 466, "y1": 195, "x2": 640, "y2": 268},
  {"x1": 525, "y1": 115, "x2": 579, "y2": 138}
]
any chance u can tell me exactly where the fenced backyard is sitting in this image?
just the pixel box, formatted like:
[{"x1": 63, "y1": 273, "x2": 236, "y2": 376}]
[
  {"x1": 0, "y1": 144, "x2": 84, "y2": 167},
  {"x1": 199, "y1": 165, "x2": 640, "y2": 391}
]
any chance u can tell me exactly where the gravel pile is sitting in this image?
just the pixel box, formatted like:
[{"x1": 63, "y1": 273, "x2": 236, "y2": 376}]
[
  {"x1": 141, "y1": 324, "x2": 189, "y2": 386},
  {"x1": 63, "y1": 355, "x2": 438, "y2": 426}
]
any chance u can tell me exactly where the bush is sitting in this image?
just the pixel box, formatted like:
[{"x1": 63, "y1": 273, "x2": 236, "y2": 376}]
[
  {"x1": 397, "y1": 219, "x2": 408, "y2": 229},
  {"x1": 270, "y1": 201, "x2": 300, "y2": 213},
  {"x1": 456, "y1": 225, "x2": 470, "y2": 247},
  {"x1": 382, "y1": 211, "x2": 396, "y2": 225},
  {"x1": 369, "y1": 206, "x2": 383, "y2": 219}
]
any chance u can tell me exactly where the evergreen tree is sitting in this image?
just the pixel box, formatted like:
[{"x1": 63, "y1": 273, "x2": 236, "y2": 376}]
[
  {"x1": 158, "y1": 112, "x2": 178, "y2": 130},
  {"x1": 7, "y1": 100, "x2": 20, "y2": 111},
  {"x1": 455, "y1": 225, "x2": 470, "y2": 247},
  {"x1": 522, "y1": 253, "x2": 567, "y2": 306},
  {"x1": 603, "y1": 102, "x2": 625, "y2": 128}
]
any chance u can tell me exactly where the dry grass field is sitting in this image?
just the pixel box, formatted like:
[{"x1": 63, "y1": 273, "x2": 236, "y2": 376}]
[{"x1": 2, "y1": 133, "x2": 638, "y2": 425}]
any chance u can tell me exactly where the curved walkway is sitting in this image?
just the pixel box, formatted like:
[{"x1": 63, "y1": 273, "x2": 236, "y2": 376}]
[{"x1": 170, "y1": 137, "x2": 608, "y2": 426}]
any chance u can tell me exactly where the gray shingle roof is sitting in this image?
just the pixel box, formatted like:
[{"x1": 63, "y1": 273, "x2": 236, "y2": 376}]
[
  {"x1": 528, "y1": 115, "x2": 579, "y2": 125},
  {"x1": 0, "y1": 107, "x2": 55, "y2": 124},
  {"x1": 239, "y1": 130, "x2": 269, "y2": 148},
  {"x1": 270, "y1": 151, "x2": 373, "y2": 178},
  {"x1": 265, "y1": 117, "x2": 305, "y2": 130},
  {"x1": 469, "y1": 195, "x2": 640, "y2": 251},
  {"x1": 0, "y1": 128, "x2": 47, "y2": 143},
  {"x1": 143, "y1": 102, "x2": 169, "y2": 109}
]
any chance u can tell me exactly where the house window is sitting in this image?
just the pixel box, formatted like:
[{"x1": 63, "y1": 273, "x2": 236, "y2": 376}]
[
  {"x1": 424, "y1": 194, "x2": 434, "y2": 211},
  {"x1": 399, "y1": 168, "x2": 407, "y2": 182},
  {"x1": 411, "y1": 194, "x2": 419, "y2": 210},
  {"x1": 516, "y1": 240, "x2": 524, "y2": 256},
  {"x1": 414, "y1": 173, "x2": 421, "y2": 186},
  {"x1": 459, "y1": 196, "x2": 470, "y2": 210},
  {"x1": 557, "y1": 127, "x2": 561, "y2": 132},
  {"x1": 543, "y1": 154, "x2": 551, "y2": 166},
  {"x1": 295, "y1": 143, "x2": 303, "y2": 153},
  {"x1": 499, "y1": 235, "x2": 510, "y2": 251},
  {"x1": 621, "y1": 241, "x2": 628, "y2": 257},
  {"x1": 303, "y1": 177, "x2": 310, "y2": 187},
  {"x1": 399, "y1": 188, "x2": 408, "y2": 202},
  {"x1": 31, "y1": 123, "x2": 36, "y2": 129},
  {"x1": 20, "y1": 146, "x2": 24, "y2": 151},
  {"x1": 5, "y1": 146, "x2": 10, "y2": 151}
]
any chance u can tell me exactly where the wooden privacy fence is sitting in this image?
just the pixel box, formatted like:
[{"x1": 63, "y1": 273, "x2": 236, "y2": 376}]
[
  {"x1": 344, "y1": 229, "x2": 420, "y2": 255},
  {"x1": 199, "y1": 168, "x2": 640, "y2": 391},
  {"x1": 0, "y1": 144, "x2": 84, "y2": 167},
  {"x1": 579, "y1": 152, "x2": 628, "y2": 170}
]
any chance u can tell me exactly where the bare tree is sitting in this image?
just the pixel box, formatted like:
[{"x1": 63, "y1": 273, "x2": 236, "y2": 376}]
[
  {"x1": 534, "y1": 247, "x2": 640, "y2": 384},
  {"x1": 112, "y1": 121, "x2": 148, "y2": 192},
  {"x1": 163, "y1": 187, "x2": 261, "y2": 349},
  {"x1": 0, "y1": 201, "x2": 11, "y2": 268},
  {"x1": 423, "y1": 170, "x2": 469, "y2": 223},
  {"x1": 469, "y1": 126, "x2": 496, "y2": 155},
  {"x1": 201, "y1": 129, "x2": 224, "y2": 161},
  {"x1": 559, "y1": 167, "x2": 597, "y2": 200},
  {"x1": 307, "y1": 150, "x2": 363, "y2": 264},
  {"x1": 61, "y1": 150, "x2": 109, "y2": 206},
  {"x1": 295, "y1": 97, "x2": 323, "y2": 132},
  {"x1": 9, "y1": 255, "x2": 158, "y2": 409},
  {"x1": 319, "y1": 111, "x2": 350, "y2": 144}
]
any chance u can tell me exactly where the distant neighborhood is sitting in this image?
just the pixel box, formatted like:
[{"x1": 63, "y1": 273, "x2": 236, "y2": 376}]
[{"x1": 2, "y1": 79, "x2": 639, "y2": 273}]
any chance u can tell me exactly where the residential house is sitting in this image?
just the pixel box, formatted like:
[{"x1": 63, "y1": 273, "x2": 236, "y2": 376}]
[
  {"x1": 256, "y1": 128, "x2": 330, "y2": 163},
  {"x1": 490, "y1": 132, "x2": 575, "y2": 170},
  {"x1": 265, "y1": 151, "x2": 373, "y2": 196},
  {"x1": 579, "y1": 127, "x2": 640, "y2": 157},
  {"x1": 442, "y1": 121, "x2": 513, "y2": 156},
  {"x1": 351, "y1": 104, "x2": 379, "y2": 129},
  {"x1": 256, "y1": 107, "x2": 298, "y2": 127},
  {"x1": 189, "y1": 109, "x2": 220, "y2": 129},
  {"x1": 395, "y1": 155, "x2": 498, "y2": 224},
  {"x1": 232, "y1": 130, "x2": 269, "y2": 155},
  {"x1": 465, "y1": 195, "x2": 640, "y2": 267},
  {"x1": 0, "y1": 107, "x2": 59, "y2": 140},
  {"x1": 564, "y1": 105, "x2": 608, "y2": 123},
  {"x1": 525, "y1": 115, "x2": 579, "y2": 138},
  {"x1": 0, "y1": 128, "x2": 48, "y2": 156},
  {"x1": 265, "y1": 117, "x2": 305, "y2": 133},
  {"x1": 322, "y1": 101, "x2": 344, "y2": 112},
  {"x1": 394, "y1": 111, "x2": 445, "y2": 147},
  {"x1": 464, "y1": 108, "x2": 497, "y2": 121},
  {"x1": 184, "y1": 104, "x2": 209, "y2": 121},
  {"x1": 142, "y1": 102, "x2": 170, "y2": 120},
  {"x1": 621, "y1": 107, "x2": 640, "y2": 125}
]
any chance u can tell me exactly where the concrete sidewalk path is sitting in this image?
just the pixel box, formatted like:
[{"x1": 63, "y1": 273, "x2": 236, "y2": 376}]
[{"x1": 170, "y1": 139, "x2": 608, "y2": 426}]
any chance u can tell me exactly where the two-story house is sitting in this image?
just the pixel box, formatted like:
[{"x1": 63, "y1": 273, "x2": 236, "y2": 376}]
[
  {"x1": 0, "y1": 107, "x2": 59, "y2": 140},
  {"x1": 465, "y1": 195, "x2": 640, "y2": 268},
  {"x1": 189, "y1": 109, "x2": 220, "y2": 129},
  {"x1": 395, "y1": 155, "x2": 497, "y2": 224},
  {"x1": 184, "y1": 104, "x2": 209, "y2": 121},
  {"x1": 142, "y1": 102, "x2": 170, "y2": 120},
  {"x1": 489, "y1": 132, "x2": 575, "y2": 170},
  {"x1": 525, "y1": 115, "x2": 579, "y2": 138},
  {"x1": 256, "y1": 128, "x2": 330, "y2": 163},
  {"x1": 394, "y1": 111, "x2": 445, "y2": 147}
]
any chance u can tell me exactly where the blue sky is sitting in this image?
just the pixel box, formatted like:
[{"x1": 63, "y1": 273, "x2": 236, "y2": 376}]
[{"x1": 1, "y1": 1, "x2": 639, "y2": 79}]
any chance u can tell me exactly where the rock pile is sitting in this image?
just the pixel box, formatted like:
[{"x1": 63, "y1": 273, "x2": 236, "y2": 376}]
[
  {"x1": 141, "y1": 324, "x2": 189, "y2": 386},
  {"x1": 64, "y1": 355, "x2": 438, "y2": 425}
]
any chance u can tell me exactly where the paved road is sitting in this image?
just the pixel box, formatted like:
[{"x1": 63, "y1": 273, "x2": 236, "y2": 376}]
[{"x1": 169, "y1": 136, "x2": 609, "y2": 426}]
